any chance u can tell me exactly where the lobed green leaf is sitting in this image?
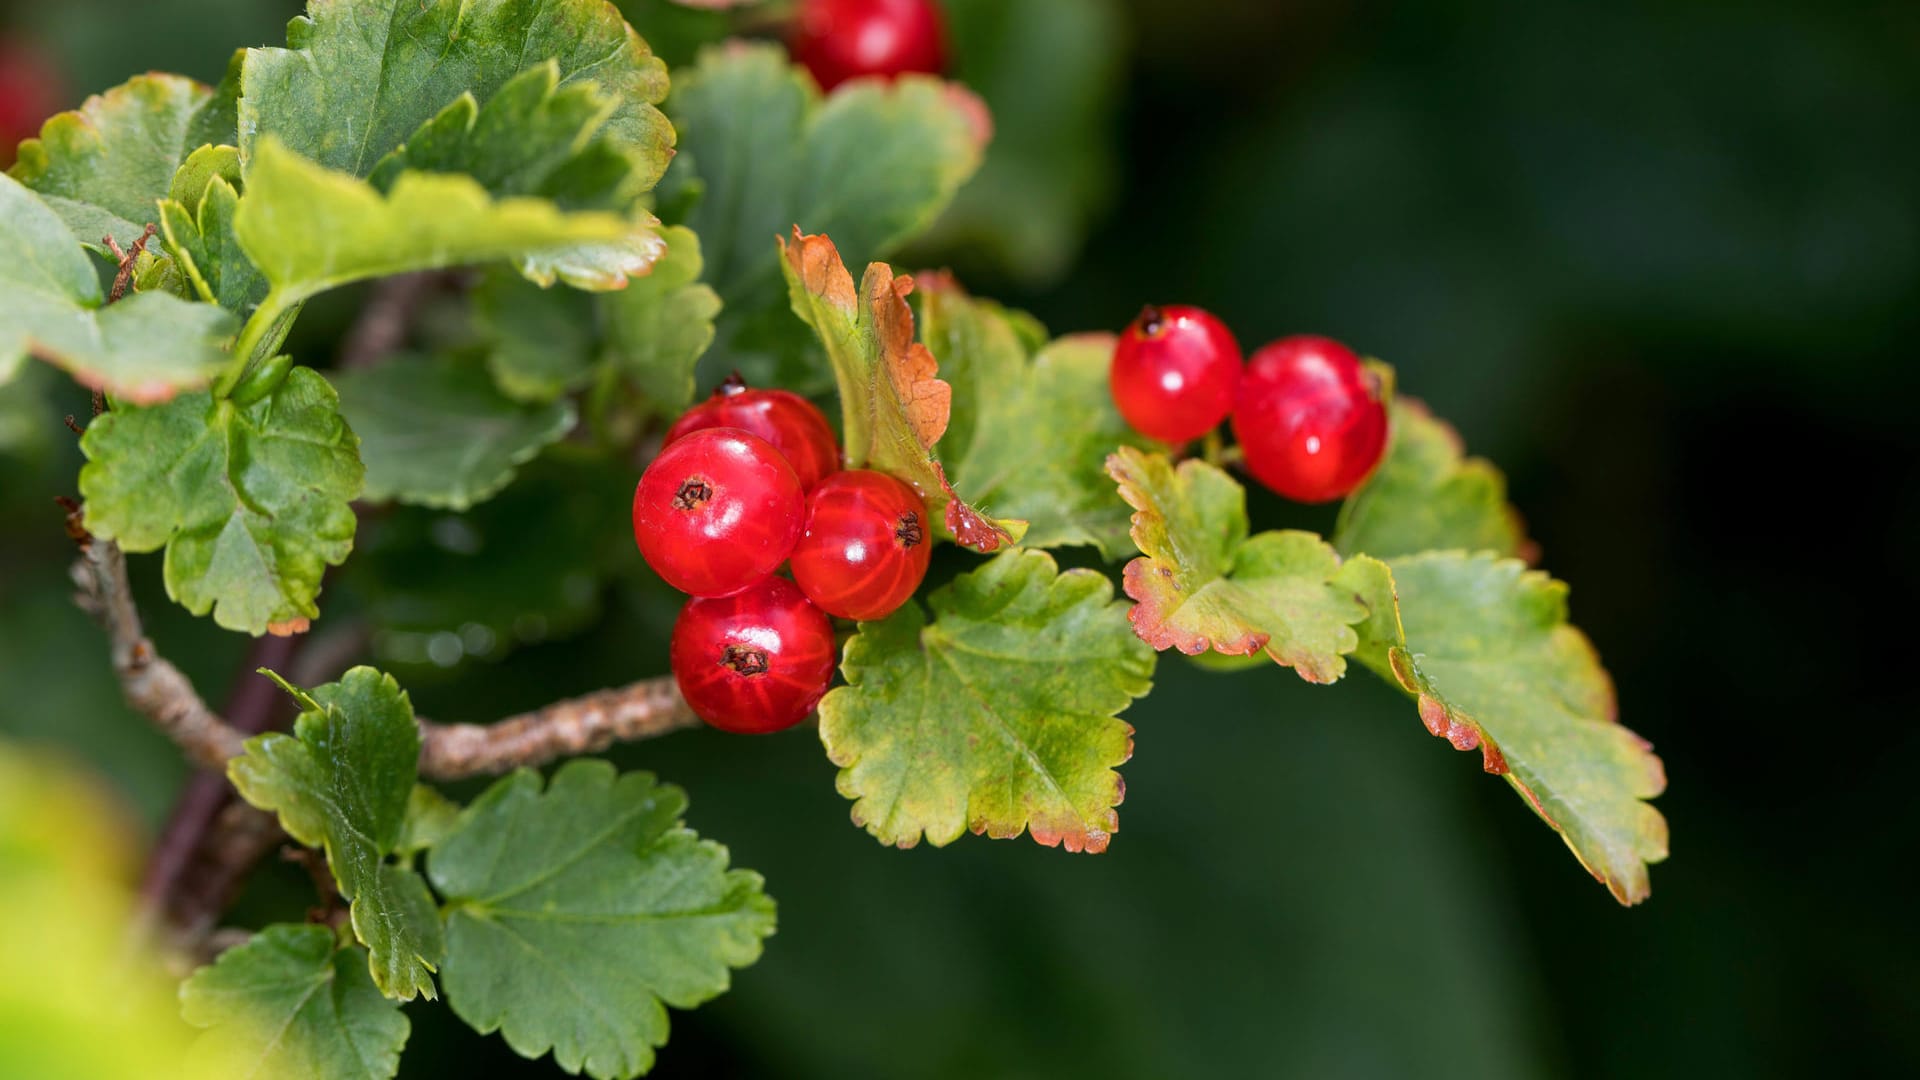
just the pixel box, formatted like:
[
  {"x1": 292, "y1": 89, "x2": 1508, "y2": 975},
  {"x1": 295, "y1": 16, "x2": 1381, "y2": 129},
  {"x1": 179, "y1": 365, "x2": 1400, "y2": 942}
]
[
  {"x1": 240, "y1": 0, "x2": 671, "y2": 184},
  {"x1": 663, "y1": 42, "x2": 985, "y2": 385},
  {"x1": 0, "y1": 174, "x2": 235, "y2": 401},
  {"x1": 428, "y1": 760, "x2": 776, "y2": 1080},
  {"x1": 78, "y1": 365, "x2": 362, "y2": 635},
  {"x1": 1340, "y1": 552, "x2": 1669, "y2": 904},
  {"x1": 820, "y1": 548, "x2": 1155, "y2": 853},
  {"x1": 234, "y1": 138, "x2": 642, "y2": 308},
  {"x1": 182, "y1": 924, "x2": 410, "y2": 1080},
  {"x1": 9, "y1": 72, "x2": 220, "y2": 252},
  {"x1": 1334, "y1": 398, "x2": 1531, "y2": 561},
  {"x1": 1108, "y1": 446, "x2": 1370, "y2": 682},
  {"x1": 228, "y1": 667, "x2": 445, "y2": 999},
  {"x1": 334, "y1": 353, "x2": 575, "y2": 511}
]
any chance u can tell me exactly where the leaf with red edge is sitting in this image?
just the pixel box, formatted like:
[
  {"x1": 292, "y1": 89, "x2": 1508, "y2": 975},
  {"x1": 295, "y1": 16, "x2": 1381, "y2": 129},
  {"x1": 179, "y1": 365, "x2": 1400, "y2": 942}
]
[
  {"x1": 1107, "y1": 446, "x2": 1369, "y2": 683},
  {"x1": 779, "y1": 229, "x2": 1024, "y2": 550},
  {"x1": 1338, "y1": 551, "x2": 1669, "y2": 904},
  {"x1": 818, "y1": 548, "x2": 1154, "y2": 853}
]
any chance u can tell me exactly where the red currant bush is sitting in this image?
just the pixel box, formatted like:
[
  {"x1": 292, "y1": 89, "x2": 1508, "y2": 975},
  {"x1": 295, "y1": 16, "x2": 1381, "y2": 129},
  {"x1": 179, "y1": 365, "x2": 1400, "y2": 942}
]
[
  {"x1": 665, "y1": 377, "x2": 843, "y2": 492},
  {"x1": 633, "y1": 428, "x2": 805, "y2": 597},
  {"x1": 790, "y1": 0, "x2": 948, "y2": 92},
  {"x1": 1231, "y1": 334, "x2": 1389, "y2": 503},
  {"x1": 672, "y1": 576, "x2": 837, "y2": 734},
  {"x1": 790, "y1": 469, "x2": 931, "y2": 621},
  {"x1": 1110, "y1": 304, "x2": 1243, "y2": 443}
]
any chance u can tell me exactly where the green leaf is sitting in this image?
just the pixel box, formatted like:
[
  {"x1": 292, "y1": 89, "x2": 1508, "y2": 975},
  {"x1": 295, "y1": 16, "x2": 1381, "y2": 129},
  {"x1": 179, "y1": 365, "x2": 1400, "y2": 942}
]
[
  {"x1": 1333, "y1": 398, "x2": 1531, "y2": 561},
  {"x1": 235, "y1": 137, "x2": 642, "y2": 311},
  {"x1": 476, "y1": 268, "x2": 599, "y2": 402},
  {"x1": 229, "y1": 667, "x2": 445, "y2": 999},
  {"x1": 919, "y1": 275, "x2": 1159, "y2": 556},
  {"x1": 664, "y1": 43, "x2": 984, "y2": 381},
  {"x1": 367, "y1": 61, "x2": 668, "y2": 287},
  {"x1": 1107, "y1": 446, "x2": 1370, "y2": 683},
  {"x1": 241, "y1": 0, "x2": 672, "y2": 185},
  {"x1": 160, "y1": 173, "x2": 270, "y2": 314},
  {"x1": 396, "y1": 784, "x2": 463, "y2": 857},
  {"x1": 820, "y1": 547, "x2": 1154, "y2": 853},
  {"x1": 1341, "y1": 552, "x2": 1669, "y2": 904},
  {"x1": 181, "y1": 924, "x2": 410, "y2": 1080},
  {"x1": 78, "y1": 365, "x2": 362, "y2": 635},
  {"x1": 8, "y1": 73, "x2": 219, "y2": 251},
  {"x1": 479, "y1": 224, "x2": 720, "y2": 410},
  {"x1": 780, "y1": 230, "x2": 1021, "y2": 551},
  {"x1": 334, "y1": 353, "x2": 575, "y2": 511},
  {"x1": 602, "y1": 225, "x2": 721, "y2": 414},
  {"x1": 345, "y1": 457, "x2": 635, "y2": 665},
  {"x1": 0, "y1": 174, "x2": 236, "y2": 402},
  {"x1": 428, "y1": 760, "x2": 776, "y2": 1080}
]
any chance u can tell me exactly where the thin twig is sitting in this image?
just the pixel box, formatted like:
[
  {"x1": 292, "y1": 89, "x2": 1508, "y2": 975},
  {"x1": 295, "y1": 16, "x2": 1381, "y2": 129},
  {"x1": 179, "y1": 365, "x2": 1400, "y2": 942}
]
[
  {"x1": 69, "y1": 510, "x2": 697, "y2": 779},
  {"x1": 103, "y1": 223, "x2": 158, "y2": 304},
  {"x1": 68, "y1": 518, "x2": 244, "y2": 769},
  {"x1": 138, "y1": 633, "x2": 301, "y2": 928},
  {"x1": 416, "y1": 680, "x2": 700, "y2": 780}
]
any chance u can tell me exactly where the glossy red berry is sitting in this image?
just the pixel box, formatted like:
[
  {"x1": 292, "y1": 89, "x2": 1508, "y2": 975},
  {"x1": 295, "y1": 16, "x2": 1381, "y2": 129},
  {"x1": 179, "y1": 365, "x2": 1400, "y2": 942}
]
[
  {"x1": 790, "y1": 0, "x2": 948, "y2": 92},
  {"x1": 789, "y1": 470, "x2": 931, "y2": 621},
  {"x1": 664, "y1": 377, "x2": 842, "y2": 492},
  {"x1": 671, "y1": 576, "x2": 837, "y2": 734},
  {"x1": 1231, "y1": 335, "x2": 1388, "y2": 503},
  {"x1": 1110, "y1": 305, "x2": 1243, "y2": 443},
  {"x1": 633, "y1": 428, "x2": 805, "y2": 597}
]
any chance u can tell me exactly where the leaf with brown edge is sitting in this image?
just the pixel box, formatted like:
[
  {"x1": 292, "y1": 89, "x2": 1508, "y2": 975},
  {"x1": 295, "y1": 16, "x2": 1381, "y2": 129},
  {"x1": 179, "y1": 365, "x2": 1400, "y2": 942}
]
[
  {"x1": 1108, "y1": 446, "x2": 1368, "y2": 683},
  {"x1": 779, "y1": 229, "x2": 1023, "y2": 551},
  {"x1": 818, "y1": 548, "x2": 1154, "y2": 853},
  {"x1": 1337, "y1": 551, "x2": 1669, "y2": 904},
  {"x1": 1333, "y1": 398, "x2": 1533, "y2": 562}
]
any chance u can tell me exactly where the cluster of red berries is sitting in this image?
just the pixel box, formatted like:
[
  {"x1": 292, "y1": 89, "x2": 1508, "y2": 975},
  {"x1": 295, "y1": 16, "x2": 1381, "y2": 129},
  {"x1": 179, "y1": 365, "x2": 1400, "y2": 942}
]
[
  {"x1": 789, "y1": 0, "x2": 948, "y2": 91},
  {"x1": 1109, "y1": 307, "x2": 1389, "y2": 503},
  {"x1": 634, "y1": 379, "x2": 932, "y2": 735}
]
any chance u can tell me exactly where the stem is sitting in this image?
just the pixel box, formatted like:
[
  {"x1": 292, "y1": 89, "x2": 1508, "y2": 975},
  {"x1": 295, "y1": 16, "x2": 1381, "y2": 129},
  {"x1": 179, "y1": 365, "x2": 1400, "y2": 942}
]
[
  {"x1": 137, "y1": 633, "x2": 302, "y2": 928},
  {"x1": 1201, "y1": 429, "x2": 1225, "y2": 467},
  {"x1": 223, "y1": 290, "x2": 299, "y2": 394}
]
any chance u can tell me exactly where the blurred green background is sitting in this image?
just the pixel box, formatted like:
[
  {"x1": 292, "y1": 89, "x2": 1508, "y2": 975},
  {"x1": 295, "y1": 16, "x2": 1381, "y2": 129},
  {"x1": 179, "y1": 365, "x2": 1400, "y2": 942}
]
[{"x1": 2, "y1": 0, "x2": 1915, "y2": 1076}]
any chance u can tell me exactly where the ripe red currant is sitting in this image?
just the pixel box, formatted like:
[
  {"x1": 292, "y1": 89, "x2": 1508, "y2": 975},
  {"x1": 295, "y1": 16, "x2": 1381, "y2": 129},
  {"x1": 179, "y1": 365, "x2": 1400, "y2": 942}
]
[
  {"x1": 790, "y1": 0, "x2": 948, "y2": 92},
  {"x1": 665, "y1": 377, "x2": 842, "y2": 493},
  {"x1": 789, "y1": 469, "x2": 931, "y2": 621},
  {"x1": 633, "y1": 428, "x2": 805, "y2": 597},
  {"x1": 1110, "y1": 304, "x2": 1243, "y2": 443},
  {"x1": 671, "y1": 576, "x2": 837, "y2": 734},
  {"x1": 1231, "y1": 335, "x2": 1388, "y2": 503}
]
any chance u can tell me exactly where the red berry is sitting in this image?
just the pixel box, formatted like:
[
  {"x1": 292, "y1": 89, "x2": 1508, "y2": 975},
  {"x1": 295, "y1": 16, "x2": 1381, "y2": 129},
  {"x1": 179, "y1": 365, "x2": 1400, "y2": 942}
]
[
  {"x1": 1110, "y1": 305, "x2": 1243, "y2": 443},
  {"x1": 0, "y1": 38, "x2": 65, "y2": 169},
  {"x1": 633, "y1": 428, "x2": 805, "y2": 597},
  {"x1": 790, "y1": 0, "x2": 948, "y2": 92},
  {"x1": 789, "y1": 469, "x2": 931, "y2": 621},
  {"x1": 1231, "y1": 335, "x2": 1388, "y2": 503},
  {"x1": 671, "y1": 576, "x2": 836, "y2": 734},
  {"x1": 665, "y1": 378, "x2": 842, "y2": 492}
]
